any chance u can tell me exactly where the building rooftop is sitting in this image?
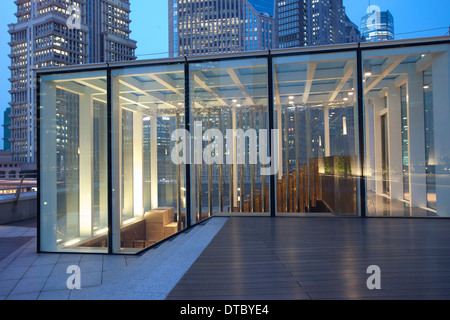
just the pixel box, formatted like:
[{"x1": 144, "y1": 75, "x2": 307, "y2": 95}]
[{"x1": 1, "y1": 216, "x2": 450, "y2": 300}]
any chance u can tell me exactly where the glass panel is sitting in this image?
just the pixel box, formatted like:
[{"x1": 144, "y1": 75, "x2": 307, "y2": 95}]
[
  {"x1": 381, "y1": 114, "x2": 390, "y2": 195},
  {"x1": 401, "y1": 85, "x2": 410, "y2": 201},
  {"x1": 40, "y1": 70, "x2": 108, "y2": 253},
  {"x1": 190, "y1": 58, "x2": 270, "y2": 221},
  {"x1": 423, "y1": 67, "x2": 436, "y2": 210},
  {"x1": 112, "y1": 64, "x2": 186, "y2": 254},
  {"x1": 273, "y1": 53, "x2": 360, "y2": 216},
  {"x1": 363, "y1": 44, "x2": 450, "y2": 217}
]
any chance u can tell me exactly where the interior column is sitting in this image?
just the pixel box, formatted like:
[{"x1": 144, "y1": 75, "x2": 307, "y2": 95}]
[
  {"x1": 407, "y1": 64, "x2": 427, "y2": 210},
  {"x1": 79, "y1": 93, "x2": 93, "y2": 238}
]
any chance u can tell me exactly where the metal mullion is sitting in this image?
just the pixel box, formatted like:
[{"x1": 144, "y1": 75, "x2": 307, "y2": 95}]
[
  {"x1": 357, "y1": 44, "x2": 367, "y2": 218},
  {"x1": 107, "y1": 66, "x2": 113, "y2": 254},
  {"x1": 184, "y1": 61, "x2": 193, "y2": 227},
  {"x1": 268, "y1": 54, "x2": 276, "y2": 217}
]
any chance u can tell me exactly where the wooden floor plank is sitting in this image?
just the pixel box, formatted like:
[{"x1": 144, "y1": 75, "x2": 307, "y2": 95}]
[{"x1": 166, "y1": 217, "x2": 450, "y2": 300}]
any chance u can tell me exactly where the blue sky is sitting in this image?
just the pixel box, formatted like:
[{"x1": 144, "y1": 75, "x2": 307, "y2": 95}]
[{"x1": 0, "y1": 0, "x2": 449, "y2": 149}]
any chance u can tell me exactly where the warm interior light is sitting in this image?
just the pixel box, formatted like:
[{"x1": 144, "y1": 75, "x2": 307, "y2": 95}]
[
  {"x1": 343, "y1": 117, "x2": 348, "y2": 136},
  {"x1": 289, "y1": 96, "x2": 294, "y2": 100},
  {"x1": 123, "y1": 218, "x2": 137, "y2": 226},
  {"x1": 94, "y1": 227, "x2": 108, "y2": 236},
  {"x1": 364, "y1": 64, "x2": 372, "y2": 77},
  {"x1": 423, "y1": 85, "x2": 430, "y2": 89},
  {"x1": 63, "y1": 238, "x2": 81, "y2": 247}
]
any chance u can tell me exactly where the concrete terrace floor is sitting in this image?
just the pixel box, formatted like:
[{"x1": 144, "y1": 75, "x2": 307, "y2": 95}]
[{"x1": 1, "y1": 216, "x2": 450, "y2": 300}]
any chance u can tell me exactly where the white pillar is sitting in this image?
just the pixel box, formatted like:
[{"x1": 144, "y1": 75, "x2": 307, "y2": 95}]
[
  {"x1": 112, "y1": 76, "x2": 122, "y2": 252},
  {"x1": 432, "y1": 52, "x2": 450, "y2": 217},
  {"x1": 98, "y1": 100, "x2": 108, "y2": 229},
  {"x1": 133, "y1": 110, "x2": 144, "y2": 217},
  {"x1": 387, "y1": 85, "x2": 404, "y2": 201},
  {"x1": 40, "y1": 81, "x2": 57, "y2": 251},
  {"x1": 365, "y1": 102, "x2": 375, "y2": 192},
  {"x1": 150, "y1": 112, "x2": 159, "y2": 209},
  {"x1": 407, "y1": 65, "x2": 427, "y2": 209},
  {"x1": 372, "y1": 96, "x2": 384, "y2": 195},
  {"x1": 277, "y1": 105, "x2": 283, "y2": 179},
  {"x1": 324, "y1": 107, "x2": 331, "y2": 157},
  {"x1": 122, "y1": 110, "x2": 134, "y2": 218},
  {"x1": 232, "y1": 108, "x2": 238, "y2": 207},
  {"x1": 79, "y1": 93, "x2": 93, "y2": 238}
]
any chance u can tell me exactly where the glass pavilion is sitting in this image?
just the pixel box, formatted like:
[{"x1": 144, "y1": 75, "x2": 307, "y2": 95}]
[{"x1": 38, "y1": 37, "x2": 450, "y2": 254}]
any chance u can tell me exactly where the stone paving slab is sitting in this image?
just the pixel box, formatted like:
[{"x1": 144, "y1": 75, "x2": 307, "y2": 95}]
[{"x1": 0, "y1": 217, "x2": 228, "y2": 300}]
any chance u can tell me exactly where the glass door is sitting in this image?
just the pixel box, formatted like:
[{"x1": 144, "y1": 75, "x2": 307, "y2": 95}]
[{"x1": 273, "y1": 52, "x2": 360, "y2": 216}]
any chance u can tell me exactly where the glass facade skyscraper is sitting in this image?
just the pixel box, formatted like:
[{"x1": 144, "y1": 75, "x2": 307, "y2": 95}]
[
  {"x1": 169, "y1": 0, "x2": 276, "y2": 57},
  {"x1": 277, "y1": 0, "x2": 360, "y2": 49},
  {"x1": 361, "y1": 9, "x2": 394, "y2": 42}
]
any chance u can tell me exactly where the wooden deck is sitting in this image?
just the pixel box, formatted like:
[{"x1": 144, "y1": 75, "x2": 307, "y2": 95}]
[{"x1": 167, "y1": 216, "x2": 450, "y2": 300}]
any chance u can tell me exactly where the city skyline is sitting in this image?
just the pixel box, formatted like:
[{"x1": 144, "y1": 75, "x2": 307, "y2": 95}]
[{"x1": 1, "y1": 0, "x2": 449, "y2": 150}]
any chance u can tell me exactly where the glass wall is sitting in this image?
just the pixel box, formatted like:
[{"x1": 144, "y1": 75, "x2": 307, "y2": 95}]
[
  {"x1": 40, "y1": 70, "x2": 108, "y2": 253},
  {"x1": 111, "y1": 64, "x2": 186, "y2": 254},
  {"x1": 273, "y1": 52, "x2": 361, "y2": 216},
  {"x1": 190, "y1": 58, "x2": 270, "y2": 220},
  {"x1": 39, "y1": 39, "x2": 450, "y2": 253},
  {"x1": 363, "y1": 44, "x2": 450, "y2": 217}
]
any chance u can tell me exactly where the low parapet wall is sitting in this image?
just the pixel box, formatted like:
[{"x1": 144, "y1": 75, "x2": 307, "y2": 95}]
[{"x1": 0, "y1": 193, "x2": 37, "y2": 225}]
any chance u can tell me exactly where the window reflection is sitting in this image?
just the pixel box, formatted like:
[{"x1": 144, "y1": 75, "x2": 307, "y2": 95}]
[
  {"x1": 363, "y1": 48, "x2": 447, "y2": 217},
  {"x1": 40, "y1": 71, "x2": 108, "y2": 252},
  {"x1": 112, "y1": 65, "x2": 186, "y2": 253},
  {"x1": 273, "y1": 54, "x2": 360, "y2": 216}
]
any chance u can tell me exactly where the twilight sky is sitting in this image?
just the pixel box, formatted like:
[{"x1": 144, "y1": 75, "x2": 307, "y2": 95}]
[{"x1": 0, "y1": 0, "x2": 449, "y2": 149}]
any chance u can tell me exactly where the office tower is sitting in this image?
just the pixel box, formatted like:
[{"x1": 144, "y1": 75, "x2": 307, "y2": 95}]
[
  {"x1": 169, "y1": 0, "x2": 277, "y2": 57},
  {"x1": 307, "y1": 0, "x2": 346, "y2": 46},
  {"x1": 8, "y1": 0, "x2": 137, "y2": 163},
  {"x1": 87, "y1": 0, "x2": 137, "y2": 63},
  {"x1": 277, "y1": 0, "x2": 359, "y2": 49},
  {"x1": 360, "y1": 9, "x2": 394, "y2": 42},
  {"x1": 344, "y1": 13, "x2": 361, "y2": 43},
  {"x1": 276, "y1": 0, "x2": 308, "y2": 48},
  {"x1": 2, "y1": 108, "x2": 11, "y2": 151}
]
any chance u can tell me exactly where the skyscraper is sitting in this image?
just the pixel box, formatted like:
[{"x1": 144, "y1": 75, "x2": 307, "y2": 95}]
[
  {"x1": 169, "y1": 0, "x2": 277, "y2": 57},
  {"x1": 307, "y1": 0, "x2": 346, "y2": 46},
  {"x1": 277, "y1": 0, "x2": 360, "y2": 49},
  {"x1": 360, "y1": 8, "x2": 394, "y2": 42},
  {"x1": 2, "y1": 108, "x2": 11, "y2": 151},
  {"x1": 344, "y1": 13, "x2": 361, "y2": 44},
  {"x1": 8, "y1": 0, "x2": 137, "y2": 163},
  {"x1": 87, "y1": 0, "x2": 137, "y2": 63},
  {"x1": 276, "y1": 0, "x2": 308, "y2": 48}
]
